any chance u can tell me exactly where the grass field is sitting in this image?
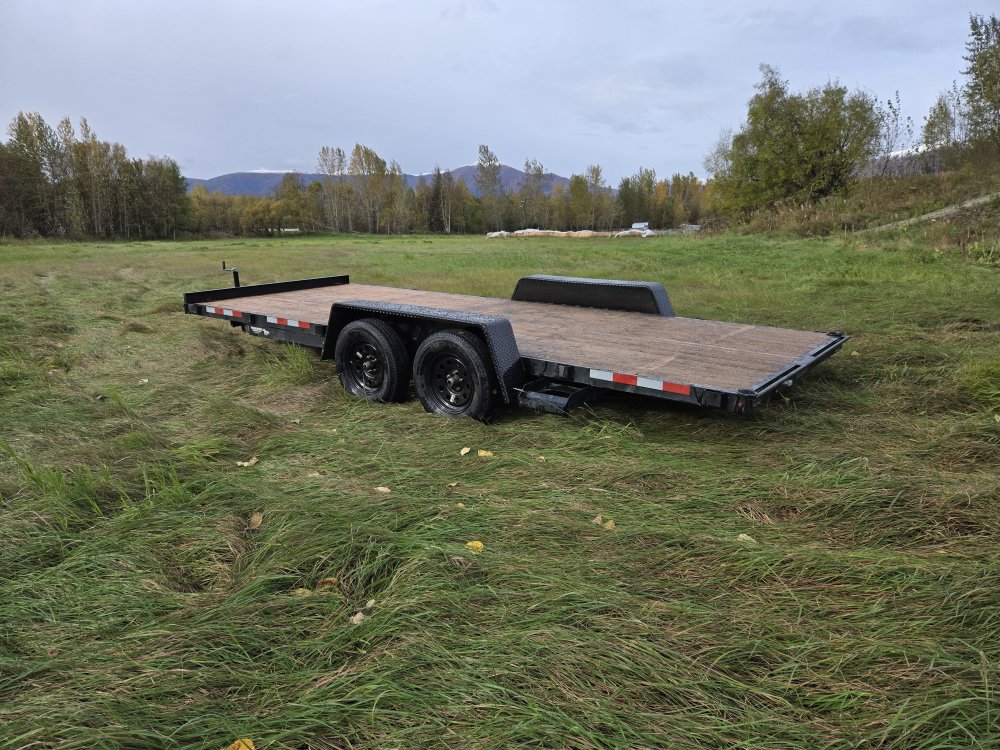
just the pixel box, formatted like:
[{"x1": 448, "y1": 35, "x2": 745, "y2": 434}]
[{"x1": 1, "y1": 231, "x2": 998, "y2": 749}]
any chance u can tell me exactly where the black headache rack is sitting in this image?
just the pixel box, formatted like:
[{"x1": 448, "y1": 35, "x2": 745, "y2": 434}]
[{"x1": 183, "y1": 273, "x2": 849, "y2": 416}]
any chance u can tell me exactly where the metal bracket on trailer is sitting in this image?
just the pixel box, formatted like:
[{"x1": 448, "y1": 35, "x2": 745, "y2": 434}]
[
  {"x1": 322, "y1": 300, "x2": 526, "y2": 404},
  {"x1": 517, "y1": 379, "x2": 595, "y2": 415},
  {"x1": 512, "y1": 274, "x2": 674, "y2": 316}
]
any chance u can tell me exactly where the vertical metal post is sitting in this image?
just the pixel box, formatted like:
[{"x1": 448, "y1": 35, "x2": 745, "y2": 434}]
[{"x1": 222, "y1": 261, "x2": 240, "y2": 287}]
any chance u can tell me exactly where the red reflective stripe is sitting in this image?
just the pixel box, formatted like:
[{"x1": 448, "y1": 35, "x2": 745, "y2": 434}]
[
  {"x1": 297, "y1": 321, "x2": 310, "y2": 329},
  {"x1": 277, "y1": 317, "x2": 289, "y2": 326},
  {"x1": 612, "y1": 373, "x2": 637, "y2": 386},
  {"x1": 662, "y1": 382, "x2": 691, "y2": 395},
  {"x1": 204, "y1": 306, "x2": 243, "y2": 319}
]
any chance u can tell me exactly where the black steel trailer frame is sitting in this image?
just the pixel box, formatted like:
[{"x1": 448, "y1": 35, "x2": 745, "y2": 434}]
[{"x1": 183, "y1": 273, "x2": 848, "y2": 417}]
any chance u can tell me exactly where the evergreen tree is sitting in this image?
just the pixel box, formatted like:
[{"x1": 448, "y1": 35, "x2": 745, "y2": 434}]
[{"x1": 428, "y1": 168, "x2": 445, "y2": 232}]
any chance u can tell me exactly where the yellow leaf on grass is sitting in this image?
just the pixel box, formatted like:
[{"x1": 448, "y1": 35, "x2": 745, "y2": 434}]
[
  {"x1": 226, "y1": 740, "x2": 255, "y2": 750},
  {"x1": 307, "y1": 471, "x2": 321, "y2": 478},
  {"x1": 602, "y1": 519, "x2": 616, "y2": 530},
  {"x1": 592, "y1": 515, "x2": 603, "y2": 526},
  {"x1": 316, "y1": 577, "x2": 338, "y2": 588},
  {"x1": 248, "y1": 512, "x2": 263, "y2": 530},
  {"x1": 236, "y1": 456, "x2": 259, "y2": 468},
  {"x1": 290, "y1": 418, "x2": 301, "y2": 424},
  {"x1": 536, "y1": 455, "x2": 546, "y2": 462},
  {"x1": 292, "y1": 587, "x2": 313, "y2": 597},
  {"x1": 460, "y1": 447, "x2": 471, "y2": 456},
  {"x1": 447, "y1": 481, "x2": 459, "y2": 488},
  {"x1": 365, "y1": 598, "x2": 376, "y2": 609},
  {"x1": 465, "y1": 540, "x2": 484, "y2": 554},
  {"x1": 350, "y1": 611, "x2": 366, "y2": 625},
  {"x1": 374, "y1": 486, "x2": 391, "y2": 494},
  {"x1": 455, "y1": 502, "x2": 466, "y2": 509},
  {"x1": 477, "y1": 449, "x2": 494, "y2": 458},
  {"x1": 737, "y1": 533, "x2": 757, "y2": 544}
]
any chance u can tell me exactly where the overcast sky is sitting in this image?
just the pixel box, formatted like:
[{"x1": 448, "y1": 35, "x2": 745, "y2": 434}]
[{"x1": 0, "y1": 1, "x2": 991, "y2": 183}]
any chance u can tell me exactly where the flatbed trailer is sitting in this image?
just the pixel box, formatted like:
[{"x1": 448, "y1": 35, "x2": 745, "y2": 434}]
[{"x1": 183, "y1": 273, "x2": 847, "y2": 418}]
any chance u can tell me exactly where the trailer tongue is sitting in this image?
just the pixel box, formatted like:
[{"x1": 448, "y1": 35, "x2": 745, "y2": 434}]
[{"x1": 184, "y1": 273, "x2": 847, "y2": 418}]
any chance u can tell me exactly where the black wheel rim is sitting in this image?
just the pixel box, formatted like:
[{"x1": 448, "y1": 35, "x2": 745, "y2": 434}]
[
  {"x1": 346, "y1": 341, "x2": 384, "y2": 392},
  {"x1": 428, "y1": 354, "x2": 473, "y2": 411}
]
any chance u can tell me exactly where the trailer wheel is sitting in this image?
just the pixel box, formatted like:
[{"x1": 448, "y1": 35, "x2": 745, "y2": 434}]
[
  {"x1": 414, "y1": 330, "x2": 496, "y2": 420},
  {"x1": 335, "y1": 319, "x2": 411, "y2": 403}
]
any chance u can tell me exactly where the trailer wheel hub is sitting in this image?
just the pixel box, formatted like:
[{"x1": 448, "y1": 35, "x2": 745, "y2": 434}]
[
  {"x1": 351, "y1": 343, "x2": 384, "y2": 390},
  {"x1": 433, "y1": 355, "x2": 472, "y2": 407}
]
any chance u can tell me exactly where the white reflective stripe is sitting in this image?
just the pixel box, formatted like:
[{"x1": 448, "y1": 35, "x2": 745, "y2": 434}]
[
  {"x1": 287, "y1": 319, "x2": 300, "y2": 327},
  {"x1": 266, "y1": 316, "x2": 278, "y2": 324},
  {"x1": 223, "y1": 308, "x2": 234, "y2": 317},
  {"x1": 205, "y1": 306, "x2": 218, "y2": 314},
  {"x1": 590, "y1": 369, "x2": 614, "y2": 382},
  {"x1": 636, "y1": 377, "x2": 662, "y2": 391}
]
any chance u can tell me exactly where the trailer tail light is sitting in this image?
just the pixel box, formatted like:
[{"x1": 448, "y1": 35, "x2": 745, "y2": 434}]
[{"x1": 590, "y1": 369, "x2": 691, "y2": 396}]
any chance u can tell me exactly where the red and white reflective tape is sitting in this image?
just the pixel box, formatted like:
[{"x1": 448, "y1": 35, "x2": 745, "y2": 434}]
[
  {"x1": 203, "y1": 305, "x2": 243, "y2": 318},
  {"x1": 265, "y1": 315, "x2": 310, "y2": 329},
  {"x1": 589, "y1": 369, "x2": 691, "y2": 396}
]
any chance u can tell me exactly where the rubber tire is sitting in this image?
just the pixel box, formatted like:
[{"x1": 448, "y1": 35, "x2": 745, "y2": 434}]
[
  {"x1": 335, "y1": 318, "x2": 411, "y2": 403},
  {"x1": 413, "y1": 330, "x2": 496, "y2": 420}
]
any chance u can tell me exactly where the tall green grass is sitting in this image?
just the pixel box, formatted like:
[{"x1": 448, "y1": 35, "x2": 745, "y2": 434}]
[{"x1": 0, "y1": 233, "x2": 997, "y2": 748}]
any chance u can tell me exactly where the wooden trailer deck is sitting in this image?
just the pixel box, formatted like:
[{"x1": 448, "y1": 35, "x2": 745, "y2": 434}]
[{"x1": 206, "y1": 282, "x2": 837, "y2": 392}]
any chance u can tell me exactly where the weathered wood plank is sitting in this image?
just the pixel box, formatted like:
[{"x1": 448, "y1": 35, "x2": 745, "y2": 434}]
[{"x1": 209, "y1": 283, "x2": 834, "y2": 391}]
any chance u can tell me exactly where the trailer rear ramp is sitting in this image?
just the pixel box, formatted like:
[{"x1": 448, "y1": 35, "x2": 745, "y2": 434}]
[{"x1": 184, "y1": 274, "x2": 847, "y2": 416}]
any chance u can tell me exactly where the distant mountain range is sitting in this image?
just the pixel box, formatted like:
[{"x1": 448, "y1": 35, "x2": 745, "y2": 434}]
[{"x1": 185, "y1": 164, "x2": 571, "y2": 198}]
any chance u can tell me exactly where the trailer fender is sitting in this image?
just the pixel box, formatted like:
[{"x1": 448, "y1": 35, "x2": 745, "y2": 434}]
[{"x1": 322, "y1": 300, "x2": 525, "y2": 404}]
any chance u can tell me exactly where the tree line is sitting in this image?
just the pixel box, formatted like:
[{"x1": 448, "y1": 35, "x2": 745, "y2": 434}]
[
  {"x1": 0, "y1": 110, "x2": 705, "y2": 240},
  {"x1": 0, "y1": 113, "x2": 706, "y2": 240},
  {"x1": 705, "y1": 13, "x2": 1000, "y2": 218},
  {"x1": 187, "y1": 143, "x2": 705, "y2": 237},
  {"x1": 0, "y1": 114, "x2": 187, "y2": 239}
]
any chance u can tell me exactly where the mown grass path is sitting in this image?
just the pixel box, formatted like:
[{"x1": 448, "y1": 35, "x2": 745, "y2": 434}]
[
  {"x1": 860, "y1": 193, "x2": 1000, "y2": 234},
  {"x1": 1, "y1": 233, "x2": 998, "y2": 748}
]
